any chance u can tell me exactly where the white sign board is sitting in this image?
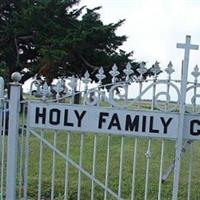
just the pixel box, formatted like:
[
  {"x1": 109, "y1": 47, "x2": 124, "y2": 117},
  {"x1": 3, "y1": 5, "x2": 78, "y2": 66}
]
[{"x1": 28, "y1": 102, "x2": 179, "y2": 139}]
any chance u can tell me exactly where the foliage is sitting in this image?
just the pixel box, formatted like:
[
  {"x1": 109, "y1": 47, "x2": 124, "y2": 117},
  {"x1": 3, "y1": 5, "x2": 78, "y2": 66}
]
[{"x1": 0, "y1": 0, "x2": 152, "y2": 84}]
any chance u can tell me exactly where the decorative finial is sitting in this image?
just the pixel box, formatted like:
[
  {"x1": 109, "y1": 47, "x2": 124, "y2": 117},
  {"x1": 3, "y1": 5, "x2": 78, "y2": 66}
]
[
  {"x1": 124, "y1": 62, "x2": 133, "y2": 82},
  {"x1": 11, "y1": 72, "x2": 22, "y2": 83},
  {"x1": 54, "y1": 80, "x2": 64, "y2": 99},
  {"x1": 151, "y1": 61, "x2": 161, "y2": 76},
  {"x1": 82, "y1": 71, "x2": 92, "y2": 85},
  {"x1": 109, "y1": 63, "x2": 120, "y2": 83},
  {"x1": 191, "y1": 65, "x2": 200, "y2": 79},
  {"x1": 137, "y1": 62, "x2": 147, "y2": 81},
  {"x1": 96, "y1": 67, "x2": 106, "y2": 84},
  {"x1": 41, "y1": 82, "x2": 50, "y2": 101},
  {"x1": 165, "y1": 61, "x2": 174, "y2": 77}
]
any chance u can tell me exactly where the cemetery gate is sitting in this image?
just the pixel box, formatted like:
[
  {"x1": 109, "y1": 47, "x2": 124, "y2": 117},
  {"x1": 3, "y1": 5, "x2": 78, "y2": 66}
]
[{"x1": 1, "y1": 35, "x2": 200, "y2": 199}]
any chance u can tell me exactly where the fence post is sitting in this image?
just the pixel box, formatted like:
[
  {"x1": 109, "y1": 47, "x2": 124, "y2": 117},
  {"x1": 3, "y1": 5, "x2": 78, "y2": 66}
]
[
  {"x1": 0, "y1": 77, "x2": 4, "y2": 200},
  {"x1": 172, "y1": 36, "x2": 199, "y2": 199},
  {"x1": 0, "y1": 77, "x2": 4, "y2": 132},
  {"x1": 6, "y1": 72, "x2": 22, "y2": 200}
]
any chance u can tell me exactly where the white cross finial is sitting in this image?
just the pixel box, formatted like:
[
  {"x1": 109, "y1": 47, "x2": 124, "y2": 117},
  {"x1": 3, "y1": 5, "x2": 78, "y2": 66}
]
[
  {"x1": 177, "y1": 35, "x2": 199, "y2": 65},
  {"x1": 176, "y1": 35, "x2": 199, "y2": 81}
]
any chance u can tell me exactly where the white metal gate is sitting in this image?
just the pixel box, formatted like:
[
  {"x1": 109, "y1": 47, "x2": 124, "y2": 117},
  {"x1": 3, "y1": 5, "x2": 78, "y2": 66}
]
[{"x1": 2, "y1": 35, "x2": 200, "y2": 199}]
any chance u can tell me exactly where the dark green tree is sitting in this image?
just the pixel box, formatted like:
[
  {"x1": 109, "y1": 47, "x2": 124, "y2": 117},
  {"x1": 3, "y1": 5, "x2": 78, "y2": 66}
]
[{"x1": 0, "y1": 0, "x2": 151, "y2": 85}]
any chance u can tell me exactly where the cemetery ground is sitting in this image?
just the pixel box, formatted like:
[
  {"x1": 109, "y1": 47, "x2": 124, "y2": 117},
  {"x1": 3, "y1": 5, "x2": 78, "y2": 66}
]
[
  {"x1": 14, "y1": 130, "x2": 200, "y2": 200},
  {"x1": 3, "y1": 99, "x2": 199, "y2": 199}
]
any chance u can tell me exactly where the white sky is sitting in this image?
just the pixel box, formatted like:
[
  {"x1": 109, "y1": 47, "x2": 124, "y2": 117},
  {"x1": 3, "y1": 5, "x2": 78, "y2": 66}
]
[
  {"x1": 80, "y1": 0, "x2": 200, "y2": 80},
  {"x1": 25, "y1": 0, "x2": 200, "y2": 101}
]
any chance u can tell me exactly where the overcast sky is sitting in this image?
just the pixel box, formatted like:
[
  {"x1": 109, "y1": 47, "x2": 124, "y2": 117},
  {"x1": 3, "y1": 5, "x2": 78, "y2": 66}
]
[{"x1": 80, "y1": 0, "x2": 200, "y2": 80}]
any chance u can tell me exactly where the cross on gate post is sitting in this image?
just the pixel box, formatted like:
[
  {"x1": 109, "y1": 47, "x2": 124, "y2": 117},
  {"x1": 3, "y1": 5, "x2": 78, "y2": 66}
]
[
  {"x1": 172, "y1": 35, "x2": 199, "y2": 200},
  {"x1": 177, "y1": 36, "x2": 199, "y2": 98}
]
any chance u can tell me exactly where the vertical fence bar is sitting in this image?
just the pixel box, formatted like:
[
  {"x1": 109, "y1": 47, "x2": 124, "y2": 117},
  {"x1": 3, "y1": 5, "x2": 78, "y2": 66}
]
[
  {"x1": 51, "y1": 131, "x2": 57, "y2": 200},
  {"x1": 0, "y1": 77, "x2": 4, "y2": 199},
  {"x1": 91, "y1": 134, "x2": 97, "y2": 200},
  {"x1": 151, "y1": 74, "x2": 157, "y2": 110},
  {"x1": 173, "y1": 35, "x2": 198, "y2": 200},
  {"x1": 158, "y1": 140, "x2": 165, "y2": 200},
  {"x1": 131, "y1": 138, "x2": 138, "y2": 200},
  {"x1": 77, "y1": 134, "x2": 84, "y2": 200},
  {"x1": 158, "y1": 67, "x2": 171, "y2": 199},
  {"x1": 24, "y1": 102, "x2": 30, "y2": 200},
  {"x1": 187, "y1": 69, "x2": 198, "y2": 200},
  {"x1": 6, "y1": 73, "x2": 21, "y2": 200},
  {"x1": 118, "y1": 136, "x2": 124, "y2": 198},
  {"x1": 0, "y1": 77, "x2": 4, "y2": 139},
  {"x1": 90, "y1": 81, "x2": 100, "y2": 200},
  {"x1": 18, "y1": 102, "x2": 26, "y2": 199},
  {"x1": 138, "y1": 81, "x2": 142, "y2": 109},
  {"x1": 151, "y1": 83, "x2": 156, "y2": 110},
  {"x1": 23, "y1": 132, "x2": 29, "y2": 200},
  {"x1": 0, "y1": 102, "x2": 6, "y2": 199},
  {"x1": 187, "y1": 143, "x2": 193, "y2": 200},
  {"x1": 131, "y1": 75, "x2": 143, "y2": 199},
  {"x1": 64, "y1": 133, "x2": 70, "y2": 200},
  {"x1": 104, "y1": 135, "x2": 111, "y2": 200},
  {"x1": 144, "y1": 139, "x2": 151, "y2": 200},
  {"x1": 38, "y1": 132, "x2": 44, "y2": 200},
  {"x1": 0, "y1": 77, "x2": 4, "y2": 134}
]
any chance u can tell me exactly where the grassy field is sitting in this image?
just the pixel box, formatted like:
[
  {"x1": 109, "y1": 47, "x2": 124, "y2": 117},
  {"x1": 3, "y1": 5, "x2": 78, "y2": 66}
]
[
  {"x1": 17, "y1": 130, "x2": 200, "y2": 200},
  {"x1": 2, "y1": 98, "x2": 198, "y2": 199}
]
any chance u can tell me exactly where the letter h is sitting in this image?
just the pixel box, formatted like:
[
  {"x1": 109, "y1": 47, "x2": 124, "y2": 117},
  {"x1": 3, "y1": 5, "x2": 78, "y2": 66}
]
[{"x1": 35, "y1": 107, "x2": 46, "y2": 124}]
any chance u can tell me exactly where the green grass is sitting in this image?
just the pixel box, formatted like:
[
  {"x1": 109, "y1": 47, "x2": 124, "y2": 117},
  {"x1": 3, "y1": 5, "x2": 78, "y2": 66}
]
[
  {"x1": 16, "y1": 130, "x2": 200, "y2": 200},
  {"x1": 10, "y1": 99, "x2": 200, "y2": 199}
]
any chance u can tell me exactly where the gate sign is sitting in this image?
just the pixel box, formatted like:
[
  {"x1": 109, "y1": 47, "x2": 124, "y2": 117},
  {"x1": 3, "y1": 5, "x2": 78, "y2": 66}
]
[{"x1": 28, "y1": 101, "x2": 179, "y2": 139}]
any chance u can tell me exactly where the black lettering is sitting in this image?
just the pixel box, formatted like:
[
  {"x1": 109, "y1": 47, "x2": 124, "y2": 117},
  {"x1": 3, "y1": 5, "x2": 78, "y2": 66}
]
[
  {"x1": 35, "y1": 107, "x2": 46, "y2": 124},
  {"x1": 74, "y1": 110, "x2": 86, "y2": 127},
  {"x1": 125, "y1": 115, "x2": 139, "y2": 131},
  {"x1": 190, "y1": 120, "x2": 200, "y2": 136},
  {"x1": 98, "y1": 112, "x2": 109, "y2": 129},
  {"x1": 49, "y1": 109, "x2": 60, "y2": 125},
  {"x1": 108, "y1": 113, "x2": 121, "y2": 130},
  {"x1": 64, "y1": 110, "x2": 74, "y2": 127},
  {"x1": 142, "y1": 116, "x2": 146, "y2": 132},
  {"x1": 160, "y1": 117, "x2": 173, "y2": 134},
  {"x1": 149, "y1": 116, "x2": 159, "y2": 133}
]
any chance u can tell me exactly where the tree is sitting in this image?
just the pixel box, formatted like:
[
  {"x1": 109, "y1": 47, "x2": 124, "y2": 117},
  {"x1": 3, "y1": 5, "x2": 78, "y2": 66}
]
[{"x1": 0, "y1": 0, "x2": 152, "y2": 85}]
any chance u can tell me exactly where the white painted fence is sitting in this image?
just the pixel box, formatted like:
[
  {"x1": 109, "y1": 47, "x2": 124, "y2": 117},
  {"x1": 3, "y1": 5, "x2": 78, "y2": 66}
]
[{"x1": 1, "y1": 35, "x2": 200, "y2": 199}]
